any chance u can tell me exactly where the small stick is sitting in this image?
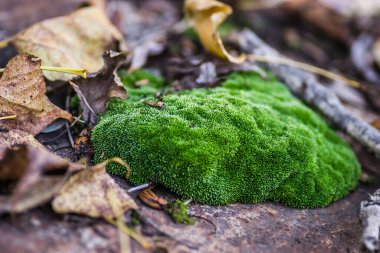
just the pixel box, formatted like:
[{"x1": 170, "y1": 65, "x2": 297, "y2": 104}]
[{"x1": 127, "y1": 183, "x2": 152, "y2": 193}]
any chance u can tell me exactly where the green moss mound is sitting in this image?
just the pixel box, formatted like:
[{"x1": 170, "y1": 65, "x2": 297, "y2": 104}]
[{"x1": 92, "y1": 70, "x2": 361, "y2": 208}]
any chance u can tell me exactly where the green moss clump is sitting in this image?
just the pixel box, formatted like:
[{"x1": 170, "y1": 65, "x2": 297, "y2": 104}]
[
  {"x1": 165, "y1": 200, "x2": 195, "y2": 225},
  {"x1": 92, "y1": 70, "x2": 361, "y2": 208}
]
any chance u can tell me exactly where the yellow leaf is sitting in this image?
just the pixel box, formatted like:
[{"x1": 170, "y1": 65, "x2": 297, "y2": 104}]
[
  {"x1": 7, "y1": 6, "x2": 126, "y2": 81},
  {"x1": 184, "y1": 0, "x2": 246, "y2": 63}
]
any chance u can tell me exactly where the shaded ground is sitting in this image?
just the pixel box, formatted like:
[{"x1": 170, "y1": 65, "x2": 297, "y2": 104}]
[{"x1": 0, "y1": 177, "x2": 376, "y2": 252}]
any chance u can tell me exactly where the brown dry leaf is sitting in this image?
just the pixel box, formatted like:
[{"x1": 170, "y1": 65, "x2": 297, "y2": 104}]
[
  {"x1": 184, "y1": 0, "x2": 246, "y2": 63},
  {"x1": 139, "y1": 188, "x2": 168, "y2": 210},
  {"x1": 70, "y1": 51, "x2": 128, "y2": 127},
  {"x1": 0, "y1": 131, "x2": 79, "y2": 213},
  {"x1": 52, "y1": 159, "x2": 137, "y2": 219},
  {"x1": 0, "y1": 54, "x2": 72, "y2": 136},
  {"x1": 6, "y1": 6, "x2": 126, "y2": 81}
]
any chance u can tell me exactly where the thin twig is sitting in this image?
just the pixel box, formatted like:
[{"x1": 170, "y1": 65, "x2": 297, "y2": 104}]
[
  {"x1": 65, "y1": 90, "x2": 74, "y2": 147},
  {"x1": 127, "y1": 183, "x2": 152, "y2": 193}
]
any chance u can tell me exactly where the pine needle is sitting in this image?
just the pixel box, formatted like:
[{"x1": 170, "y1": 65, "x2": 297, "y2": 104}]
[{"x1": 247, "y1": 54, "x2": 361, "y2": 88}]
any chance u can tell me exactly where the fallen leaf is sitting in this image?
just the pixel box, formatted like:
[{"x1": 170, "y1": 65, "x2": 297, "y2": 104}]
[
  {"x1": 70, "y1": 51, "x2": 128, "y2": 127},
  {"x1": 138, "y1": 188, "x2": 168, "y2": 210},
  {"x1": 52, "y1": 158, "x2": 137, "y2": 219},
  {"x1": 7, "y1": 6, "x2": 126, "y2": 81},
  {"x1": 0, "y1": 130, "x2": 44, "y2": 160},
  {"x1": 0, "y1": 132, "x2": 78, "y2": 213},
  {"x1": 0, "y1": 54, "x2": 72, "y2": 136},
  {"x1": 184, "y1": 0, "x2": 246, "y2": 63}
]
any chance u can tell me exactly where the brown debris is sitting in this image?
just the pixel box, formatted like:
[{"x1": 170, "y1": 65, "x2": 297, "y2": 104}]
[
  {"x1": 70, "y1": 51, "x2": 128, "y2": 127},
  {"x1": 0, "y1": 54, "x2": 72, "y2": 136}
]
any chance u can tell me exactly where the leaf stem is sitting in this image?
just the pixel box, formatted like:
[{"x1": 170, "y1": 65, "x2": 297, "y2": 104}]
[
  {"x1": 0, "y1": 115, "x2": 16, "y2": 120},
  {"x1": 0, "y1": 66, "x2": 87, "y2": 78}
]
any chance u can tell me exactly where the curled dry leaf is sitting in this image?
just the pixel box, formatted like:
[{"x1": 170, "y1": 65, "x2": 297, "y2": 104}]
[
  {"x1": 0, "y1": 130, "x2": 78, "y2": 214},
  {"x1": 184, "y1": 0, "x2": 246, "y2": 63},
  {"x1": 0, "y1": 54, "x2": 72, "y2": 136},
  {"x1": 52, "y1": 159, "x2": 137, "y2": 219},
  {"x1": 70, "y1": 51, "x2": 128, "y2": 127},
  {"x1": 138, "y1": 188, "x2": 168, "y2": 210},
  {"x1": 7, "y1": 6, "x2": 126, "y2": 81}
]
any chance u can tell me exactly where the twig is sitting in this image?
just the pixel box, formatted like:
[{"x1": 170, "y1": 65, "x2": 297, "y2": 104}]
[
  {"x1": 360, "y1": 189, "x2": 380, "y2": 252},
  {"x1": 65, "y1": 90, "x2": 74, "y2": 147},
  {"x1": 127, "y1": 183, "x2": 152, "y2": 193},
  {"x1": 239, "y1": 29, "x2": 380, "y2": 157}
]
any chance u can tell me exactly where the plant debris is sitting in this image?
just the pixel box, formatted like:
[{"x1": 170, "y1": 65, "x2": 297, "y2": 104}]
[
  {"x1": 52, "y1": 158, "x2": 136, "y2": 219},
  {"x1": 138, "y1": 188, "x2": 168, "y2": 210},
  {"x1": 165, "y1": 200, "x2": 195, "y2": 225},
  {"x1": 4, "y1": 6, "x2": 126, "y2": 81},
  {"x1": 70, "y1": 51, "x2": 128, "y2": 127},
  {"x1": 184, "y1": 0, "x2": 246, "y2": 63},
  {"x1": 0, "y1": 54, "x2": 72, "y2": 136}
]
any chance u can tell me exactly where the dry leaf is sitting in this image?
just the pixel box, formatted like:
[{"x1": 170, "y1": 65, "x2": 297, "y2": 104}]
[
  {"x1": 0, "y1": 135, "x2": 76, "y2": 213},
  {"x1": 52, "y1": 160, "x2": 137, "y2": 219},
  {"x1": 138, "y1": 188, "x2": 168, "y2": 210},
  {"x1": 0, "y1": 54, "x2": 72, "y2": 136},
  {"x1": 8, "y1": 6, "x2": 126, "y2": 81},
  {"x1": 70, "y1": 51, "x2": 128, "y2": 127},
  {"x1": 184, "y1": 0, "x2": 246, "y2": 63}
]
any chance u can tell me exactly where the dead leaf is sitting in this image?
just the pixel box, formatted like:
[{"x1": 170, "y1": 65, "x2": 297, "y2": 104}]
[
  {"x1": 52, "y1": 159, "x2": 137, "y2": 219},
  {"x1": 7, "y1": 6, "x2": 126, "y2": 81},
  {"x1": 0, "y1": 54, "x2": 72, "y2": 136},
  {"x1": 139, "y1": 188, "x2": 168, "y2": 210},
  {"x1": 184, "y1": 0, "x2": 246, "y2": 63},
  {"x1": 0, "y1": 130, "x2": 45, "y2": 160},
  {"x1": 70, "y1": 51, "x2": 128, "y2": 127},
  {"x1": 0, "y1": 135, "x2": 77, "y2": 214}
]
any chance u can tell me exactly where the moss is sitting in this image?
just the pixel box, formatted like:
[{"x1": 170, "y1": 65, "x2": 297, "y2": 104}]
[
  {"x1": 165, "y1": 200, "x2": 195, "y2": 225},
  {"x1": 92, "y1": 70, "x2": 361, "y2": 208}
]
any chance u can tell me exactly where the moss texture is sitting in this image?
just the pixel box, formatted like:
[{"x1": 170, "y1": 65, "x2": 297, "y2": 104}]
[{"x1": 92, "y1": 70, "x2": 361, "y2": 208}]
